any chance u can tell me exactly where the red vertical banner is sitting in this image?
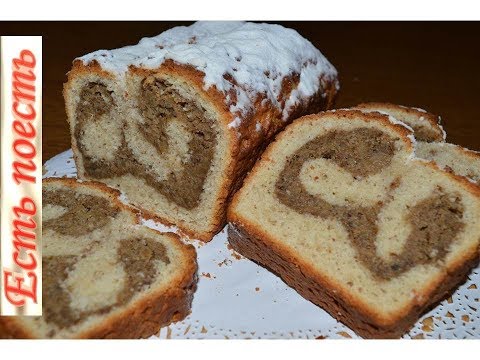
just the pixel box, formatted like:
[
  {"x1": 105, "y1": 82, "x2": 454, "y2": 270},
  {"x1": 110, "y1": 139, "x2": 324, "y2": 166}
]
[{"x1": 1, "y1": 36, "x2": 42, "y2": 316}]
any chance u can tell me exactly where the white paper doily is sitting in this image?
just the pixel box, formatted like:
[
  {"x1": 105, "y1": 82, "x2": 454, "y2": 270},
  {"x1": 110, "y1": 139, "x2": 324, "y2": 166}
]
[{"x1": 43, "y1": 150, "x2": 480, "y2": 339}]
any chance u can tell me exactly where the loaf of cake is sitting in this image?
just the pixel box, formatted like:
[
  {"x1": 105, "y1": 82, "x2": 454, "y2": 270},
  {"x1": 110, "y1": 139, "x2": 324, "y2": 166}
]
[
  {"x1": 227, "y1": 109, "x2": 480, "y2": 338},
  {"x1": 63, "y1": 21, "x2": 339, "y2": 241},
  {"x1": 354, "y1": 102, "x2": 480, "y2": 184},
  {"x1": 0, "y1": 178, "x2": 197, "y2": 339}
]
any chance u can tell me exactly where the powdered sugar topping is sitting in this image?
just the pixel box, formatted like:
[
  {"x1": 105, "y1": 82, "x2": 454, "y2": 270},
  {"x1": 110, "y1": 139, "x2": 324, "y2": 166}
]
[
  {"x1": 439, "y1": 123, "x2": 447, "y2": 140},
  {"x1": 411, "y1": 106, "x2": 427, "y2": 113},
  {"x1": 78, "y1": 21, "x2": 338, "y2": 126}
]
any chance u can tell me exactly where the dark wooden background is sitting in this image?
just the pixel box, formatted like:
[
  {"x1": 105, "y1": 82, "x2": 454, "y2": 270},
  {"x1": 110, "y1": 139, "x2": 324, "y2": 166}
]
[{"x1": 1, "y1": 22, "x2": 479, "y2": 161}]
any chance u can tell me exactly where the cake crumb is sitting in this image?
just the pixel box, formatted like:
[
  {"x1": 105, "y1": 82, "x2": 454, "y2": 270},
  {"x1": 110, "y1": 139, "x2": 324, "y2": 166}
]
[
  {"x1": 201, "y1": 326, "x2": 208, "y2": 334},
  {"x1": 183, "y1": 325, "x2": 191, "y2": 335},
  {"x1": 462, "y1": 315, "x2": 470, "y2": 323},
  {"x1": 201, "y1": 272, "x2": 216, "y2": 279},
  {"x1": 336, "y1": 331, "x2": 351, "y2": 338},
  {"x1": 166, "y1": 327, "x2": 172, "y2": 339},
  {"x1": 226, "y1": 243, "x2": 243, "y2": 260},
  {"x1": 217, "y1": 258, "x2": 232, "y2": 267},
  {"x1": 411, "y1": 333, "x2": 424, "y2": 339},
  {"x1": 468, "y1": 284, "x2": 477, "y2": 289},
  {"x1": 421, "y1": 316, "x2": 434, "y2": 332},
  {"x1": 255, "y1": 287, "x2": 260, "y2": 292},
  {"x1": 232, "y1": 252, "x2": 243, "y2": 260},
  {"x1": 446, "y1": 311, "x2": 454, "y2": 318}
]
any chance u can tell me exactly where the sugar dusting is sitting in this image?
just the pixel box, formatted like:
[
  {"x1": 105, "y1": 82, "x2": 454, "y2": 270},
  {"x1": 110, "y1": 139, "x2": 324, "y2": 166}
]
[{"x1": 79, "y1": 21, "x2": 338, "y2": 126}]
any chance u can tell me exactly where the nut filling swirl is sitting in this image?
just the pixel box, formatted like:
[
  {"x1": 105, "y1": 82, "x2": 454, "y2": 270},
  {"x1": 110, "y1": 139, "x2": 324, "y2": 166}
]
[
  {"x1": 43, "y1": 238, "x2": 169, "y2": 330},
  {"x1": 275, "y1": 128, "x2": 465, "y2": 280},
  {"x1": 74, "y1": 79, "x2": 217, "y2": 210},
  {"x1": 43, "y1": 189, "x2": 170, "y2": 331},
  {"x1": 43, "y1": 188, "x2": 120, "y2": 236}
]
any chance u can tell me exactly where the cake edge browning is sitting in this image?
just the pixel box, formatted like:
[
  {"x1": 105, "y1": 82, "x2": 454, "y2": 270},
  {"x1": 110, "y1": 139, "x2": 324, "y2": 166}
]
[
  {"x1": 0, "y1": 178, "x2": 198, "y2": 339},
  {"x1": 227, "y1": 221, "x2": 479, "y2": 339},
  {"x1": 0, "y1": 319, "x2": 34, "y2": 339},
  {"x1": 226, "y1": 110, "x2": 480, "y2": 338}
]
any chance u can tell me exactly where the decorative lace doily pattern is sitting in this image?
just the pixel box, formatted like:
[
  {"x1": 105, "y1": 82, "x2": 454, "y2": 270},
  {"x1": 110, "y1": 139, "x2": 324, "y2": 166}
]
[{"x1": 44, "y1": 150, "x2": 480, "y2": 339}]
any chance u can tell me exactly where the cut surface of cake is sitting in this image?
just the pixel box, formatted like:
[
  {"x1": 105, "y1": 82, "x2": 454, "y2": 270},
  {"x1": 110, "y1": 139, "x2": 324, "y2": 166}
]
[
  {"x1": 63, "y1": 21, "x2": 339, "y2": 241},
  {"x1": 354, "y1": 102, "x2": 480, "y2": 184},
  {"x1": 0, "y1": 178, "x2": 197, "y2": 339},
  {"x1": 227, "y1": 109, "x2": 480, "y2": 338}
]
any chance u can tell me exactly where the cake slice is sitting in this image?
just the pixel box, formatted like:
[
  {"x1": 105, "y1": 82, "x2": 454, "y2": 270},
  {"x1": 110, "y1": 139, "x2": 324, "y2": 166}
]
[
  {"x1": 415, "y1": 142, "x2": 480, "y2": 184},
  {"x1": 354, "y1": 102, "x2": 445, "y2": 142},
  {"x1": 0, "y1": 178, "x2": 197, "y2": 339},
  {"x1": 227, "y1": 109, "x2": 480, "y2": 338},
  {"x1": 354, "y1": 102, "x2": 480, "y2": 184},
  {"x1": 63, "y1": 21, "x2": 338, "y2": 241}
]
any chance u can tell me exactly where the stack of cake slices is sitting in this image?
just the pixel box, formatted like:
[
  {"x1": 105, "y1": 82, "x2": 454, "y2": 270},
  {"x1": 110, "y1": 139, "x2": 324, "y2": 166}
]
[{"x1": 228, "y1": 104, "x2": 480, "y2": 338}]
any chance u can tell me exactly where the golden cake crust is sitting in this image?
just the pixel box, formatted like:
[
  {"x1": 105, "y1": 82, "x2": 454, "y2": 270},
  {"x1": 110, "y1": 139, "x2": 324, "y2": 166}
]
[
  {"x1": 227, "y1": 222, "x2": 479, "y2": 338},
  {"x1": 0, "y1": 178, "x2": 197, "y2": 339}
]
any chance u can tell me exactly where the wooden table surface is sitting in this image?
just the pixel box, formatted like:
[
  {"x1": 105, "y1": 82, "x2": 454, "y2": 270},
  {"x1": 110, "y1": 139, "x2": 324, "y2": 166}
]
[{"x1": 1, "y1": 21, "x2": 479, "y2": 161}]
